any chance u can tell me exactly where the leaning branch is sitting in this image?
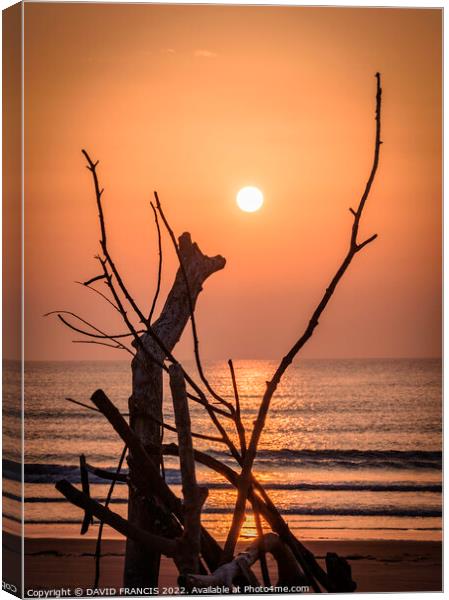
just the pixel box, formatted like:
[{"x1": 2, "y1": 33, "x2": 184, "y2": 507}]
[
  {"x1": 154, "y1": 192, "x2": 234, "y2": 413},
  {"x1": 56, "y1": 480, "x2": 176, "y2": 558},
  {"x1": 186, "y1": 533, "x2": 305, "y2": 589},
  {"x1": 169, "y1": 364, "x2": 207, "y2": 575}
]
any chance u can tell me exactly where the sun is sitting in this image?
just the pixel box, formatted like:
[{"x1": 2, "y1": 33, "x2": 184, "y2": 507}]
[{"x1": 236, "y1": 186, "x2": 264, "y2": 212}]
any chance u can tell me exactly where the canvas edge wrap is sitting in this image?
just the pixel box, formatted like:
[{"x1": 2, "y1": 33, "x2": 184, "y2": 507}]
[{"x1": 2, "y1": 2, "x2": 24, "y2": 597}]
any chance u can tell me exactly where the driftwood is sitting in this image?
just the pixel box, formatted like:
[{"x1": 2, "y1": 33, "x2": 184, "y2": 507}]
[
  {"x1": 53, "y1": 74, "x2": 383, "y2": 593},
  {"x1": 126, "y1": 232, "x2": 225, "y2": 587},
  {"x1": 90, "y1": 389, "x2": 222, "y2": 572},
  {"x1": 79, "y1": 454, "x2": 93, "y2": 535},
  {"x1": 185, "y1": 533, "x2": 306, "y2": 590},
  {"x1": 56, "y1": 480, "x2": 177, "y2": 559}
]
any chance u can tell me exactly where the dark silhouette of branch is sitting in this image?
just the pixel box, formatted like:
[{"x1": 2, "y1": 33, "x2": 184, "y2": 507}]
[
  {"x1": 72, "y1": 339, "x2": 134, "y2": 355},
  {"x1": 56, "y1": 77, "x2": 382, "y2": 588},
  {"x1": 185, "y1": 533, "x2": 305, "y2": 589},
  {"x1": 88, "y1": 389, "x2": 223, "y2": 571},
  {"x1": 147, "y1": 412, "x2": 225, "y2": 444},
  {"x1": 87, "y1": 228, "x2": 235, "y2": 427},
  {"x1": 96, "y1": 251, "x2": 234, "y2": 421},
  {"x1": 223, "y1": 73, "x2": 383, "y2": 562},
  {"x1": 85, "y1": 462, "x2": 127, "y2": 483},
  {"x1": 80, "y1": 152, "x2": 233, "y2": 426},
  {"x1": 252, "y1": 502, "x2": 271, "y2": 587},
  {"x1": 45, "y1": 310, "x2": 135, "y2": 356},
  {"x1": 83, "y1": 274, "x2": 107, "y2": 286},
  {"x1": 148, "y1": 202, "x2": 163, "y2": 324},
  {"x1": 96, "y1": 257, "x2": 155, "y2": 362},
  {"x1": 65, "y1": 397, "x2": 103, "y2": 414},
  {"x1": 45, "y1": 310, "x2": 142, "y2": 341},
  {"x1": 79, "y1": 454, "x2": 93, "y2": 535},
  {"x1": 82, "y1": 149, "x2": 148, "y2": 326},
  {"x1": 75, "y1": 279, "x2": 121, "y2": 314},
  {"x1": 228, "y1": 359, "x2": 247, "y2": 456},
  {"x1": 169, "y1": 364, "x2": 207, "y2": 575},
  {"x1": 56, "y1": 480, "x2": 177, "y2": 558},
  {"x1": 158, "y1": 443, "x2": 324, "y2": 591},
  {"x1": 94, "y1": 444, "x2": 128, "y2": 589}
]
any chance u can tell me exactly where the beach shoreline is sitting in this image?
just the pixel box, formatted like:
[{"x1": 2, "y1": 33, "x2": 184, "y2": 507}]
[{"x1": 3, "y1": 533, "x2": 442, "y2": 594}]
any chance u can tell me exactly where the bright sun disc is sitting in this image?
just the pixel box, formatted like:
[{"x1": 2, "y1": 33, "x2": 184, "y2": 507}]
[{"x1": 236, "y1": 186, "x2": 264, "y2": 212}]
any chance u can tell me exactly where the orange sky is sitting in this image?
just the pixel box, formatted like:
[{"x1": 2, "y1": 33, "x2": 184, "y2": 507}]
[{"x1": 22, "y1": 4, "x2": 441, "y2": 361}]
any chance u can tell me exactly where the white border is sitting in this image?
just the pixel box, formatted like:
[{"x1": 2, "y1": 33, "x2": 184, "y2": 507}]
[{"x1": 0, "y1": 2, "x2": 445, "y2": 599}]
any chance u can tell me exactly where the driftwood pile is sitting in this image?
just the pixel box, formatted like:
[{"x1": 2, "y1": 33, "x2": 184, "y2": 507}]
[{"x1": 52, "y1": 73, "x2": 382, "y2": 593}]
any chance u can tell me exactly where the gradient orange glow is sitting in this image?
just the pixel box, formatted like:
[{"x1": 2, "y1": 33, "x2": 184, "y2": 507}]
[{"x1": 21, "y1": 4, "x2": 441, "y2": 361}]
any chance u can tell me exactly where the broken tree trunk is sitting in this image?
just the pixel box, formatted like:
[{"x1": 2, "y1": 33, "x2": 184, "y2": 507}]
[{"x1": 124, "y1": 232, "x2": 225, "y2": 588}]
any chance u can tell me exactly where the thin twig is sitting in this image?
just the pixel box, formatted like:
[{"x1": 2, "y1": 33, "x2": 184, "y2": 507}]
[
  {"x1": 148, "y1": 202, "x2": 163, "y2": 324},
  {"x1": 228, "y1": 359, "x2": 247, "y2": 456},
  {"x1": 94, "y1": 444, "x2": 128, "y2": 589},
  {"x1": 89, "y1": 389, "x2": 223, "y2": 571},
  {"x1": 82, "y1": 149, "x2": 149, "y2": 326},
  {"x1": 96, "y1": 257, "x2": 232, "y2": 420},
  {"x1": 147, "y1": 413, "x2": 226, "y2": 444},
  {"x1": 169, "y1": 365, "x2": 207, "y2": 575},
  {"x1": 56, "y1": 480, "x2": 177, "y2": 558},
  {"x1": 72, "y1": 339, "x2": 135, "y2": 356},
  {"x1": 75, "y1": 280, "x2": 121, "y2": 313}
]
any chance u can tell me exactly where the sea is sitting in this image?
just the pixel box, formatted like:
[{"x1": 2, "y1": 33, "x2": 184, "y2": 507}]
[{"x1": 3, "y1": 358, "x2": 442, "y2": 542}]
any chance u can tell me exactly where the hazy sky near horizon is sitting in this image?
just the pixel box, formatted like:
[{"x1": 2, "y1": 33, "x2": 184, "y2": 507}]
[{"x1": 21, "y1": 4, "x2": 441, "y2": 361}]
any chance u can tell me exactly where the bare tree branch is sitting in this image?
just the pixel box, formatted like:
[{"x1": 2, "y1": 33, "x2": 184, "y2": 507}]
[
  {"x1": 148, "y1": 202, "x2": 163, "y2": 324},
  {"x1": 147, "y1": 412, "x2": 226, "y2": 444},
  {"x1": 82, "y1": 149, "x2": 148, "y2": 326},
  {"x1": 223, "y1": 73, "x2": 383, "y2": 562},
  {"x1": 159, "y1": 443, "x2": 323, "y2": 592},
  {"x1": 94, "y1": 444, "x2": 128, "y2": 589},
  {"x1": 228, "y1": 359, "x2": 247, "y2": 456},
  {"x1": 45, "y1": 310, "x2": 136, "y2": 356}
]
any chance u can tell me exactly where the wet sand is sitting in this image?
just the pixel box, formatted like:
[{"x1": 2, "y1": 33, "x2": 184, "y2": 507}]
[{"x1": 2, "y1": 533, "x2": 442, "y2": 595}]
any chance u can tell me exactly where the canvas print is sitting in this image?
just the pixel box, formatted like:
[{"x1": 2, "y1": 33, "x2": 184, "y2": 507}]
[{"x1": 2, "y1": 2, "x2": 442, "y2": 597}]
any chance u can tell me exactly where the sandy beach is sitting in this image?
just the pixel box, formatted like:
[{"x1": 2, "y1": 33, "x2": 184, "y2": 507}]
[{"x1": 3, "y1": 532, "x2": 442, "y2": 594}]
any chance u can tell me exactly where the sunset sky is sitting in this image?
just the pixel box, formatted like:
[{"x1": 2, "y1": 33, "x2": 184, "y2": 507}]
[{"x1": 21, "y1": 4, "x2": 441, "y2": 361}]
